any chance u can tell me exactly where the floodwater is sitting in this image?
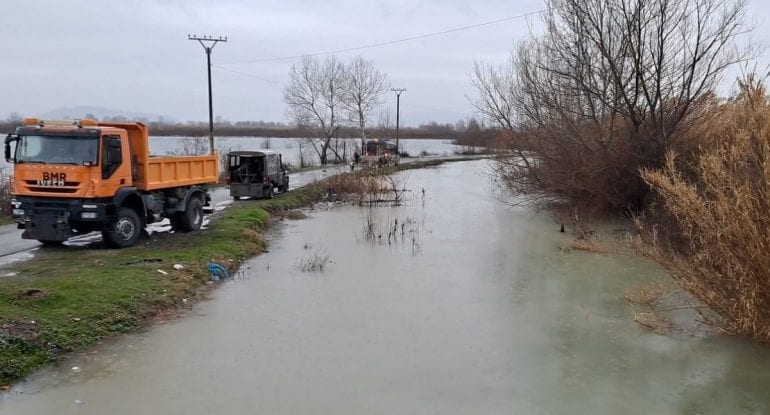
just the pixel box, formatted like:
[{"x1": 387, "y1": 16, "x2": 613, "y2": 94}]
[
  {"x1": 149, "y1": 136, "x2": 462, "y2": 166},
  {"x1": 3, "y1": 160, "x2": 770, "y2": 414}
]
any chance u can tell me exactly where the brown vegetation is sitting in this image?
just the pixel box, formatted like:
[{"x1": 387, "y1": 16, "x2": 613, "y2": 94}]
[
  {"x1": 472, "y1": 0, "x2": 754, "y2": 213},
  {"x1": 320, "y1": 168, "x2": 406, "y2": 206},
  {"x1": 641, "y1": 78, "x2": 770, "y2": 341},
  {"x1": 0, "y1": 168, "x2": 11, "y2": 220},
  {"x1": 472, "y1": 0, "x2": 770, "y2": 341}
]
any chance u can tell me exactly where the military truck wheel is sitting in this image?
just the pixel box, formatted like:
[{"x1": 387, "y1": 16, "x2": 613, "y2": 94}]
[
  {"x1": 265, "y1": 185, "x2": 274, "y2": 199},
  {"x1": 180, "y1": 197, "x2": 203, "y2": 231},
  {"x1": 102, "y1": 207, "x2": 142, "y2": 248},
  {"x1": 280, "y1": 179, "x2": 289, "y2": 193}
]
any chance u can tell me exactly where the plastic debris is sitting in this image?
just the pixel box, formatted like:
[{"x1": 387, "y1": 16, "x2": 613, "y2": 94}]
[
  {"x1": 71, "y1": 366, "x2": 81, "y2": 373},
  {"x1": 208, "y1": 262, "x2": 230, "y2": 282},
  {"x1": 173, "y1": 264, "x2": 184, "y2": 270},
  {"x1": 157, "y1": 269, "x2": 168, "y2": 275}
]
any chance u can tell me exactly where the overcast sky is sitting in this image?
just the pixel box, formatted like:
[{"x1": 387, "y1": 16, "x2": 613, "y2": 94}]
[{"x1": 1, "y1": 0, "x2": 768, "y2": 126}]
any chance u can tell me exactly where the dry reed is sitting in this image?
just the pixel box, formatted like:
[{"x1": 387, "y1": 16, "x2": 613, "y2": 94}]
[{"x1": 641, "y1": 77, "x2": 770, "y2": 341}]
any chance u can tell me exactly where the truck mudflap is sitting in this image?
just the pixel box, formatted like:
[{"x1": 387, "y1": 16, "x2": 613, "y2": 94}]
[{"x1": 20, "y1": 213, "x2": 73, "y2": 242}]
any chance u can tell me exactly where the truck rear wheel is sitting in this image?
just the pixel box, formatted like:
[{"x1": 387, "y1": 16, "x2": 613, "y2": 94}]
[
  {"x1": 179, "y1": 197, "x2": 203, "y2": 231},
  {"x1": 265, "y1": 185, "x2": 274, "y2": 199},
  {"x1": 102, "y1": 207, "x2": 142, "y2": 248}
]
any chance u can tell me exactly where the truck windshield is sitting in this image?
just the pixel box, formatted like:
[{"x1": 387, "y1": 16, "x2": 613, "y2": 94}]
[{"x1": 15, "y1": 134, "x2": 99, "y2": 165}]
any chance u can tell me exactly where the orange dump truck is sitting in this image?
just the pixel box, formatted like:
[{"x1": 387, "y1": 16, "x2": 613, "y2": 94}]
[{"x1": 4, "y1": 118, "x2": 218, "y2": 248}]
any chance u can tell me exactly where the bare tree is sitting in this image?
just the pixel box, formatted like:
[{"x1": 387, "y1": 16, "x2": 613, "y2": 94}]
[
  {"x1": 261, "y1": 136, "x2": 272, "y2": 149},
  {"x1": 344, "y1": 56, "x2": 390, "y2": 152},
  {"x1": 472, "y1": 0, "x2": 756, "y2": 211},
  {"x1": 284, "y1": 55, "x2": 348, "y2": 165},
  {"x1": 376, "y1": 107, "x2": 393, "y2": 140},
  {"x1": 293, "y1": 137, "x2": 313, "y2": 168},
  {"x1": 6, "y1": 112, "x2": 23, "y2": 124}
]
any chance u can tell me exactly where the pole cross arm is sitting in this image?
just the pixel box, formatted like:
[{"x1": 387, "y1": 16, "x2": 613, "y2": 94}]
[{"x1": 188, "y1": 34, "x2": 228, "y2": 154}]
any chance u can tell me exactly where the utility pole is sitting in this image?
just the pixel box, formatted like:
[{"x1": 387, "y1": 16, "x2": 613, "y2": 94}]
[
  {"x1": 391, "y1": 88, "x2": 406, "y2": 164},
  {"x1": 188, "y1": 34, "x2": 227, "y2": 154}
]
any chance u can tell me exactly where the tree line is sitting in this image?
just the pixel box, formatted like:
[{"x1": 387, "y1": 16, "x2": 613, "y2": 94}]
[{"x1": 1, "y1": 112, "x2": 496, "y2": 147}]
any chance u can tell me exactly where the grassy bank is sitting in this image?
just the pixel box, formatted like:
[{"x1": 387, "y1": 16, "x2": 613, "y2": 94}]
[
  {"x1": 0, "y1": 186, "x2": 323, "y2": 385},
  {"x1": 0, "y1": 157, "x2": 469, "y2": 385}
]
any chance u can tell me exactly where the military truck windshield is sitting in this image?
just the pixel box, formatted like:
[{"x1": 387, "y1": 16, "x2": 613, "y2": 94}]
[
  {"x1": 364, "y1": 141, "x2": 396, "y2": 156},
  {"x1": 15, "y1": 134, "x2": 99, "y2": 165}
]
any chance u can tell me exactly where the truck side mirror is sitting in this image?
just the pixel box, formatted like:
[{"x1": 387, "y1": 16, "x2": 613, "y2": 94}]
[{"x1": 4, "y1": 135, "x2": 18, "y2": 162}]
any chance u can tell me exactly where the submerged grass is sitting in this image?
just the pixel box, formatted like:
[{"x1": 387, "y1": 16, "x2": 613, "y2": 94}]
[{"x1": 0, "y1": 157, "x2": 459, "y2": 385}]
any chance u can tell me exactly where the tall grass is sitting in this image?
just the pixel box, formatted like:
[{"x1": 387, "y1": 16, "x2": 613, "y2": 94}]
[
  {"x1": 641, "y1": 77, "x2": 770, "y2": 341},
  {"x1": 0, "y1": 168, "x2": 11, "y2": 221},
  {"x1": 320, "y1": 168, "x2": 405, "y2": 205}
]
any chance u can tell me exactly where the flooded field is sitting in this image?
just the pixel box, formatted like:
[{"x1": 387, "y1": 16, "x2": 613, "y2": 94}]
[
  {"x1": 149, "y1": 136, "x2": 463, "y2": 166},
  {"x1": 2, "y1": 160, "x2": 770, "y2": 414}
]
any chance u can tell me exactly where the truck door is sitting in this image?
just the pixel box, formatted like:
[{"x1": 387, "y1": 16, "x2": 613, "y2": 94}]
[{"x1": 101, "y1": 135, "x2": 129, "y2": 192}]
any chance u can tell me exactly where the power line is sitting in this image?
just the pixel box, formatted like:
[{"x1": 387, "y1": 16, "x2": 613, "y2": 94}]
[
  {"x1": 216, "y1": 9, "x2": 545, "y2": 65},
  {"x1": 212, "y1": 64, "x2": 280, "y2": 84}
]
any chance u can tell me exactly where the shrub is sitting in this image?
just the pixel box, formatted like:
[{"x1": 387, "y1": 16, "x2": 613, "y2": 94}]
[{"x1": 641, "y1": 77, "x2": 770, "y2": 341}]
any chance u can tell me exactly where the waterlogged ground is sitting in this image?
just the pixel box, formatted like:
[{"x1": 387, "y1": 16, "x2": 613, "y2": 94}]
[{"x1": 2, "y1": 160, "x2": 770, "y2": 414}]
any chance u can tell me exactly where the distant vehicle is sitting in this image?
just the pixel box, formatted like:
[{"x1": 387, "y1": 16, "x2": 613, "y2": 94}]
[
  {"x1": 362, "y1": 139, "x2": 399, "y2": 167},
  {"x1": 4, "y1": 118, "x2": 218, "y2": 248},
  {"x1": 226, "y1": 150, "x2": 289, "y2": 200}
]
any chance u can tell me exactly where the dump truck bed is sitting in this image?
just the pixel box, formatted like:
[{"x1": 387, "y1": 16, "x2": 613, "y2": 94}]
[
  {"x1": 97, "y1": 122, "x2": 219, "y2": 191},
  {"x1": 137, "y1": 154, "x2": 219, "y2": 191}
]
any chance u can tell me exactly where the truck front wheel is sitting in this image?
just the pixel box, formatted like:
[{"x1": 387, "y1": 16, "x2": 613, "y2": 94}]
[
  {"x1": 179, "y1": 197, "x2": 203, "y2": 231},
  {"x1": 102, "y1": 207, "x2": 142, "y2": 248}
]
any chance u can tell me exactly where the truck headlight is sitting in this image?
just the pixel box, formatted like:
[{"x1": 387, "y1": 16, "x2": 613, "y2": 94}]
[
  {"x1": 81, "y1": 212, "x2": 98, "y2": 219},
  {"x1": 12, "y1": 208, "x2": 24, "y2": 216}
]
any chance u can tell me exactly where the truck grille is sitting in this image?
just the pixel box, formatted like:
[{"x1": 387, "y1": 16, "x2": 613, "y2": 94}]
[
  {"x1": 24, "y1": 180, "x2": 80, "y2": 194},
  {"x1": 27, "y1": 187, "x2": 78, "y2": 193}
]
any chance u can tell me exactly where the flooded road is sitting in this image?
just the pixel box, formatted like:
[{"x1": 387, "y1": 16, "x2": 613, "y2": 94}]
[{"x1": 3, "y1": 160, "x2": 770, "y2": 414}]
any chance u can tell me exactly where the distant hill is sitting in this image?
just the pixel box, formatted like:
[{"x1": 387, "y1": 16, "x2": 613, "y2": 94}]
[{"x1": 40, "y1": 106, "x2": 177, "y2": 123}]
